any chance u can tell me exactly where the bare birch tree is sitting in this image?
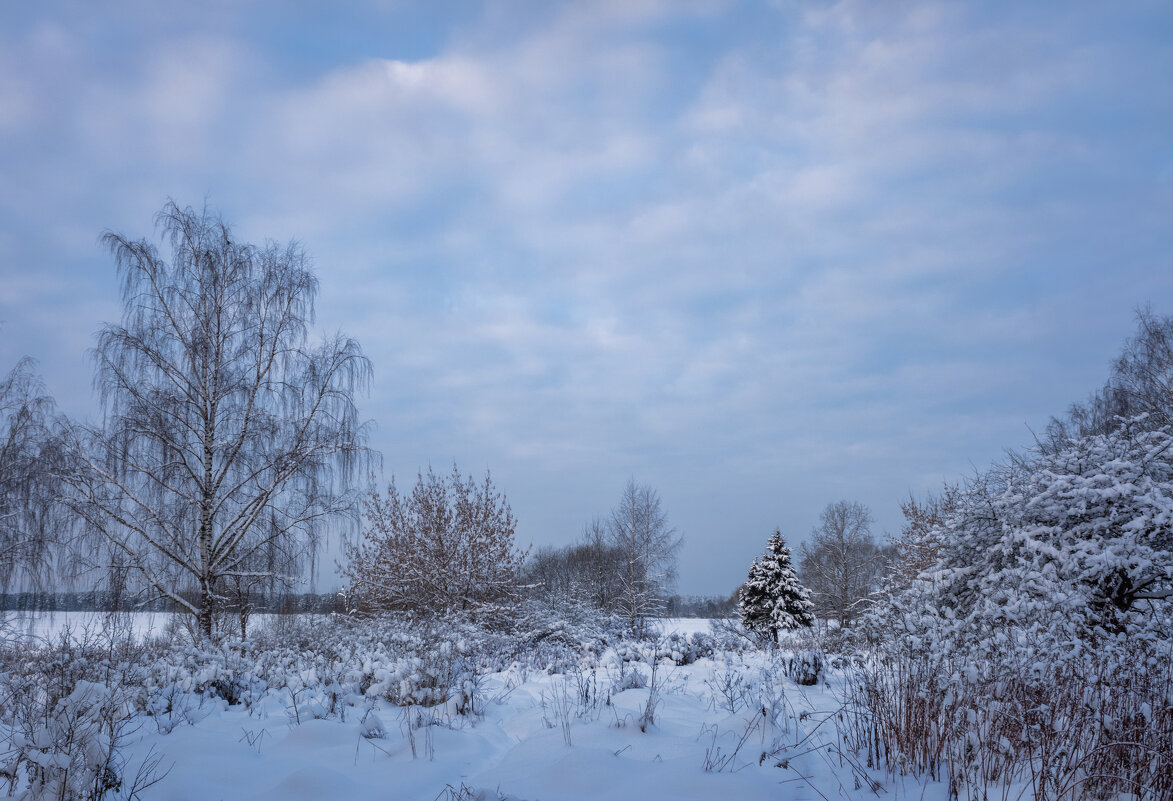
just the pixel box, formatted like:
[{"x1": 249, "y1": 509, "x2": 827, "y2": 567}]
[
  {"x1": 799, "y1": 500, "x2": 879, "y2": 627},
  {"x1": 0, "y1": 358, "x2": 64, "y2": 592},
  {"x1": 608, "y1": 479, "x2": 681, "y2": 634},
  {"x1": 62, "y1": 201, "x2": 371, "y2": 638}
]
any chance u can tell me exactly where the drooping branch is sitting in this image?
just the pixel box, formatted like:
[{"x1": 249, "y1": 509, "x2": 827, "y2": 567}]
[{"x1": 68, "y1": 200, "x2": 373, "y2": 638}]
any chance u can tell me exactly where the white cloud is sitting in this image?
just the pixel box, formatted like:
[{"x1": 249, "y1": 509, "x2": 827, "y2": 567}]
[{"x1": 0, "y1": 0, "x2": 1168, "y2": 592}]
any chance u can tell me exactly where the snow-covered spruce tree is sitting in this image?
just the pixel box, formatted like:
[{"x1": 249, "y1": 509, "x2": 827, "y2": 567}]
[
  {"x1": 739, "y1": 529, "x2": 814, "y2": 643},
  {"x1": 342, "y1": 465, "x2": 528, "y2": 616}
]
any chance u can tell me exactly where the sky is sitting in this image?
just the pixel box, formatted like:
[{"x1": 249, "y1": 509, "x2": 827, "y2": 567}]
[{"x1": 1, "y1": 0, "x2": 1171, "y2": 596}]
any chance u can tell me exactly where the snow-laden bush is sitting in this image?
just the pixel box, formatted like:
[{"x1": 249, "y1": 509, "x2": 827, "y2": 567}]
[
  {"x1": 782, "y1": 650, "x2": 823, "y2": 686},
  {"x1": 599, "y1": 631, "x2": 720, "y2": 674},
  {"x1": 0, "y1": 629, "x2": 168, "y2": 800},
  {"x1": 1, "y1": 679, "x2": 141, "y2": 800},
  {"x1": 889, "y1": 419, "x2": 1173, "y2": 652},
  {"x1": 656, "y1": 631, "x2": 717, "y2": 665},
  {"x1": 860, "y1": 418, "x2": 1173, "y2": 800},
  {"x1": 609, "y1": 662, "x2": 647, "y2": 693}
]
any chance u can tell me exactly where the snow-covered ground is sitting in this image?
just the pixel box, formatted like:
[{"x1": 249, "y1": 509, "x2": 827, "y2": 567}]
[
  {"x1": 1, "y1": 610, "x2": 179, "y2": 642},
  {"x1": 126, "y1": 651, "x2": 914, "y2": 801},
  {"x1": 1, "y1": 612, "x2": 936, "y2": 800},
  {"x1": 0, "y1": 612, "x2": 717, "y2": 643},
  {"x1": 656, "y1": 617, "x2": 714, "y2": 637}
]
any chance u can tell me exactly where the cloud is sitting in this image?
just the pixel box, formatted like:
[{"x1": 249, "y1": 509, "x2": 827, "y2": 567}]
[{"x1": 1, "y1": 0, "x2": 1170, "y2": 593}]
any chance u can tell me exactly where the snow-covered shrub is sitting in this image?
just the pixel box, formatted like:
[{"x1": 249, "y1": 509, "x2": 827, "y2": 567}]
[
  {"x1": 609, "y1": 661, "x2": 647, "y2": 693},
  {"x1": 655, "y1": 631, "x2": 716, "y2": 665},
  {"x1": 540, "y1": 678, "x2": 575, "y2": 746},
  {"x1": 782, "y1": 650, "x2": 823, "y2": 686},
  {"x1": 704, "y1": 656, "x2": 750, "y2": 714},
  {"x1": 566, "y1": 664, "x2": 601, "y2": 716},
  {"x1": 359, "y1": 709, "x2": 386, "y2": 739},
  {"x1": 341, "y1": 466, "x2": 528, "y2": 615},
  {"x1": 859, "y1": 418, "x2": 1173, "y2": 799},
  {"x1": 487, "y1": 601, "x2": 604, "y2": 675},
  {"x1": 638, "y1": 656, "x2": 665, "y2": 733},
  {"x1": 892, "y1": 419, "x2": 1173, "y2": 651},
  {"x1": 686, "y1": 631, "x2": 720, "y2": 660},
  {"x1": 0, "y1": 630, "x2": 168, "y2": 800},
  {"x1": 3, "y1": 680, "x2": 124, "y2": 799}
]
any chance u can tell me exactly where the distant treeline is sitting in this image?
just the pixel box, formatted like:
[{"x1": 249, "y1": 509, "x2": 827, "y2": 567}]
[
  {"x1": 1, "y1": 591, "x2": 733, "y2": 618},
  {"x1": 664, "y1": 594, "x2": 737, "y2": 618}
]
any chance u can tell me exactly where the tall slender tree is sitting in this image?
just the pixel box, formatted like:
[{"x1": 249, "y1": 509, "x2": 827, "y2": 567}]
[
  {"x1": 739, "y1": 529, "x2": 814, "y2": 642},
  {"x1": 63, "y1": 201, "x2": 371, "y2": 638},
  {"x1": 0, "y1": 357, "x2": 64, "y2": 592},
  {"x1": 608, "y1": 479, "x2": 681, "y2": 635}
]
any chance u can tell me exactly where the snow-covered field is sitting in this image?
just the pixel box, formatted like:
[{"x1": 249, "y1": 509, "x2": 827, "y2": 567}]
[
  {"x1": 0, "y1": 611, "x2": 716, "y2": 643},
  {"x1": 6, "y1": 609, "x2": 1164, "y2": 800},
  {"x1": 2, "y1": 611, "x2": 285, "y2": 644},
  {"x1": 132, "y1": 654, "x2": 880, "y2": 801},
  {"x1": 2, "y1": 610, "x2": 179, "y2": 642},
  {"x1": 0, "y1": 613, "x2": 916, "y2": 801}
]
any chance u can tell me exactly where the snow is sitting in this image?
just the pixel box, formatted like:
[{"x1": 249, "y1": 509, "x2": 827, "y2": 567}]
[
  {"x1": 125, "y1": 652, "x2": 899, "y2": 801},
  {"x1": 1, "y1": 612, "x2": 718, "y2": 644},
  {"x1": 1, "y1": 611, "x2": 178, "y2": 642},
  {"x1": 654, "y1": 617, "x2": 713, "y2": 637},
  {"x1": 1, "y1": 613, "x2": 942, "y2": 801}
]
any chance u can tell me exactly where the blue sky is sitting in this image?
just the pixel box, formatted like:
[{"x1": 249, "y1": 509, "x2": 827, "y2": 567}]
[{"x1": 2, "y1": 0, "x2": 1171, "y2": 595}]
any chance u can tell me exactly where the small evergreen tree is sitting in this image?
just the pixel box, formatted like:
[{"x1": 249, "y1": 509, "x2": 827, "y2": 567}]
[{"x1": 739, "y1": 529, "x2": 815, "y2": 642}]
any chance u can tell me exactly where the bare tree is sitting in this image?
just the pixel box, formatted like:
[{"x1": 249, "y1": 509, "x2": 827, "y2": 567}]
[
  {"x1": 799, "y1": 500, "x2": 879, "y2": 628},
  {"x1": 62, "y1": 201, "x2": 372, "y2": 638},
  {"x1": 525, "y1": 546, "x2": 577, "y2": 610},
  {"x1": 0, "y1": 358, "x2": 64, "y2": 592},
  {"x1": 607, "y1": 479, "x2": 681, "y2": 635},
  {"x1": 524, "y1": 517, "x2": 625, "y2": 613},
  {"x1": 578, "y1": 516, "x2": 625, "y2": 612},
  {"x1": 342, "y1": 465, "x2": 528, "y2": 615},
  {"x1": 1051, "y1": 307, "x2": 1173, "y2": 445},
  {"x1": 885, "y1": 486, "x2": 958, "y2": 591}
]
